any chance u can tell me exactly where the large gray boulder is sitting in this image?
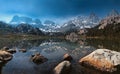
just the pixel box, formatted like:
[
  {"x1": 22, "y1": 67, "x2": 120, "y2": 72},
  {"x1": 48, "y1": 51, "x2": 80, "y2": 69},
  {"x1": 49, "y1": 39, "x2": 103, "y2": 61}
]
[
  {"x1": 54, "y1": 61, "x2": 71, "y2": 74},
  {"x1": 0, "y1": 50, "x2": 13, "y2": 62},
  {"x1": 79, "y1": 49, "x2": 120, "y2": 72}
]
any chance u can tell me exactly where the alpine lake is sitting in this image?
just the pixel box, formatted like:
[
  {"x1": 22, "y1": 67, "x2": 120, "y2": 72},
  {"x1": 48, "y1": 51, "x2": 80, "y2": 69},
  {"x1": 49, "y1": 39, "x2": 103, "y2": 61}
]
[{"x1": 0, "y1": 37, "x2": 120, "y2": 74}]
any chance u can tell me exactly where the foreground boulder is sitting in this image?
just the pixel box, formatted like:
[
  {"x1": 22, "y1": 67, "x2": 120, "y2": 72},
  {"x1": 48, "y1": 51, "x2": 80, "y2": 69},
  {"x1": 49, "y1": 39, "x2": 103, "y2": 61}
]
[
  {"x1": 79, "y1": 49, "x2": 120, "y2": 72},
  {"x1": 1, "y1": 47, "x2": 16, "y2": 54},
  {"x1": 54, "y1": 61, "x2": 71, "y2": 74},
  {"x1": 31, "y1": 53, "x2": 48, "y2": 64},
  {"x1": 0, "y1": 50, "x2": 13, "y2": 62},
  {"x1": 63, "y1": 53, "x2": 73, "y2": 61}
]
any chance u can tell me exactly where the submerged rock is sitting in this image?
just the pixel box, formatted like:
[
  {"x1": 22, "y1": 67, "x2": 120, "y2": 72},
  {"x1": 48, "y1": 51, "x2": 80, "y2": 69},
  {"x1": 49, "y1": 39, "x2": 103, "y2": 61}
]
[
  {"x1": 31, "y1": 52, "x2": 48, "y2": 64},
  {"x1": 1, "y1": 46, "x2": 9, "y2": 51},
  {"x1": 79, "y1": 49, "x2": 120, "y2": 72},
  {"x1": 54, "y1": 61, "x2": 71, "y2": 74},
  {"x1": 19, "y1": 49, "x2": 27, "y2": 53},
  {"x1": 7, "y1": 49, "x2": 16, "y2": 54},
  {"x1": 63, "y1": 53, "x2": 73, "y2": 61},
  {"x1": 0, "y1": 50, "x2": 13, "y2": 62}
]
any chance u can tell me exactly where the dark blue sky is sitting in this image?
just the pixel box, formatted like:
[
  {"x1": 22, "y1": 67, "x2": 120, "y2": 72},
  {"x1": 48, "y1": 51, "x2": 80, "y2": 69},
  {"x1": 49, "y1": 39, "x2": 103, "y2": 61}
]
[{"x1": 0, "y1": 0, "x2": 120, "y2": 23}]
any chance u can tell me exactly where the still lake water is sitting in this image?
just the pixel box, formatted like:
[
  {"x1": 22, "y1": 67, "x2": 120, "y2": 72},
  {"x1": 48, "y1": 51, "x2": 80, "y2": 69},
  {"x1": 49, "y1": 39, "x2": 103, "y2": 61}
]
[{"x1": 0, "y1": 38, "x2": 120, "y2": 74}]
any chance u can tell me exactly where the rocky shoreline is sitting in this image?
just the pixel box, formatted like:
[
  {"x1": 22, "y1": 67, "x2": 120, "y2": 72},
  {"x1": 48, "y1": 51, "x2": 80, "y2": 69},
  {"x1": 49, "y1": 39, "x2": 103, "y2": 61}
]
[{"x1": 0, "y1": 47, "x2": 120, "y2": 74}]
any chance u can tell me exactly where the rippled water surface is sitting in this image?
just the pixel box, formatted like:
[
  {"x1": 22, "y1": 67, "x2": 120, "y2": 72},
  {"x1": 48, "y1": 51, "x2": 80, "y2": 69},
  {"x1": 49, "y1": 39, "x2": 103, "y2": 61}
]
[{"x1": 0, "y1": 38, "x2": 120, "y2": 74}]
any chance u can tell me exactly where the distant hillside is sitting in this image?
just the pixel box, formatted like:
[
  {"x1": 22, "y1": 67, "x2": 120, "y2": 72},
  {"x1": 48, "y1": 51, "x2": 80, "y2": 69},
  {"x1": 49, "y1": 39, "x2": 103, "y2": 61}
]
[
  {"x1": 15, "y1": 23, "x2": 44, "y2": 35},
  {"x1": 86, "y1": 15, "x2": 120, "y2": 38},
  {"x1": 0, "y1": 21, "x2": 44, "y2": 35},
  {"x1": 0, "y1": 21, "x2": 15, "y2": 34}
]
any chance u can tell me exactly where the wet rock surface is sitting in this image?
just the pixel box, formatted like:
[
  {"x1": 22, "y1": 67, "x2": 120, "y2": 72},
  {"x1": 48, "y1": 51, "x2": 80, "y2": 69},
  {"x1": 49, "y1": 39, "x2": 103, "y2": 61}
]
[
  {"x1": 79, "y1": 49, "x2": 120, "y2": 72},
  {"x1": 53, "y1": 61, "x2": 71, "y2": 74},
  {"x1": 6, "y1": 49, "x2": 16, "y2": 54},
  {"x1": 0, "y1": 50, "x2": 13, "y2": 62},
  {"x1": 63, "y1": 53, "x2": 73, "y2": 61},
  {"x1": 19, "y1": 49, "x2": 27, "y2": 53},
  {"x1": 1, "y1": 47, "x2": 9, "y2": 51},
  {"x1": 31, "y1": 52, "x2": 48, "y2": 64}
]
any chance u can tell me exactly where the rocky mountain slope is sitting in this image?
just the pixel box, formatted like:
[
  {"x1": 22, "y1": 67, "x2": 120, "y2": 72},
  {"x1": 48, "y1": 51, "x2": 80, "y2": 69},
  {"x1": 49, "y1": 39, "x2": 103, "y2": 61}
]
[
  {"x1": 60, "y1": 13, "x2": 100, "y2": 33},
  {"x1": 87, "y1": 10, "x2": 120, "y2": 37},
  {"x1": 0, "y1": 21, "x2": 44, "y2": 35},
  {"x1": 9, "y1": 13, "x2": 100, "y2": 33}
]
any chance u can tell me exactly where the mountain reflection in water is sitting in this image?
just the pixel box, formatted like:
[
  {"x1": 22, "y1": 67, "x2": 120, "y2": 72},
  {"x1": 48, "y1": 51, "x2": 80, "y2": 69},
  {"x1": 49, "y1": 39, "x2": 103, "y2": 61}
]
[{"x1": 0, "y1": 38, "x2": 119, "y2": 74}]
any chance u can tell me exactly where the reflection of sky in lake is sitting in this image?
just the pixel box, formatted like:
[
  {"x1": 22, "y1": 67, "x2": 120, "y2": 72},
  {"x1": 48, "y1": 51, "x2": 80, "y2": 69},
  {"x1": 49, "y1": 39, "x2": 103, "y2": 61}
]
[
  {"x1": 0, "y1": 39, "x2": 95, "y2": 74},
  {"x1": 0, "y1": 38, "x2": 120, "y2": 74}
]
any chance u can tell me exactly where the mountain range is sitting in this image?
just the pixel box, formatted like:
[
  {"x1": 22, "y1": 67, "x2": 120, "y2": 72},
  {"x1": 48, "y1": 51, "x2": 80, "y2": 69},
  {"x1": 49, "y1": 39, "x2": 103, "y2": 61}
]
[
  {"x1": 0, "y1": 9, "x2": 119, "y2": 37},
  {"x1": 60, "y1": 13, "x2": 100, "y2": 33},
  {"x1": 10, "y1": 15, "x2": 44, "y2": 28},
  {"x1": 0, "y1": 21, "x2": 44, "y2": 35},
  {"x1": 9, "y1": 12, "x2": 100, "y2": 32}
]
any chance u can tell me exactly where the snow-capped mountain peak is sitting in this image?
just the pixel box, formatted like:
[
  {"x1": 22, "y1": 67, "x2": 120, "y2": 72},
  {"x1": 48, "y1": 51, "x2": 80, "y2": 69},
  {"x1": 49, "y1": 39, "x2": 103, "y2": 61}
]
[
  {"x1": 40, "y1": 20, "x2": 61, "y2": 32},
  {"x1": 9, "y1": 14, "x2": 100, "y2": 33},
  {"x1": 62, "y1": 13, "x2": 100, "y2": 29},
  {"x1": 10, "y1": 15, "x2": 44, "y2": 28}
]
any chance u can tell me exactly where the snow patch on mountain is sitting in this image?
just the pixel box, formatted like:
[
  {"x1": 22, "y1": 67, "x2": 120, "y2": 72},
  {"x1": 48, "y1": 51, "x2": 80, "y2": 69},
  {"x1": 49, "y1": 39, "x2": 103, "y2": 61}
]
[
  {"x1": 60, "y1": 13, "x2": 100, "y2": 32},
  {"x1": 9, "y1": 13, "x2": 100, "y2": 32},
  {"x1": 10, "y1": 15, "x2": 43, "y2": 28},
  {"x1": 40, "y1": 20, "x2": 61, "y2": 32}
]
